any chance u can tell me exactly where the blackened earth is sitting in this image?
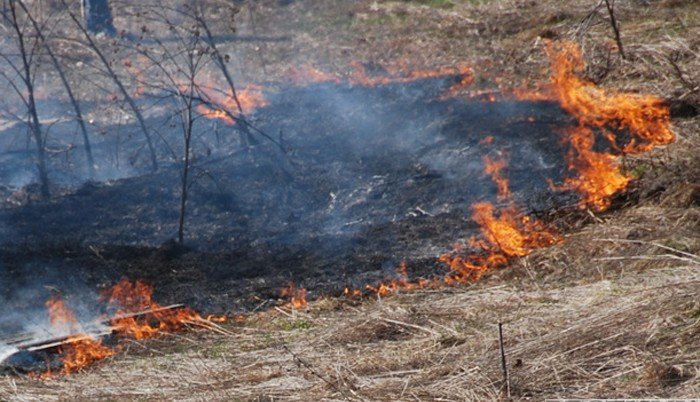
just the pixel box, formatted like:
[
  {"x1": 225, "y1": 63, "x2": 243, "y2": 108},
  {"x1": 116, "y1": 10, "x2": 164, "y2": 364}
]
[{"x1": 0, "y1": 77, "x2": 578, "y2": 339}]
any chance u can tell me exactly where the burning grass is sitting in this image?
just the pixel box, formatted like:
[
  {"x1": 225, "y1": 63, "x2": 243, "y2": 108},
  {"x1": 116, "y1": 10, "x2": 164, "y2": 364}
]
[
  {"x1": 17, "y1": 279, "x2": 228, "y2": 378},
  {"x1": 4, "y1": 260, "x2": 697, "y2": 400}
]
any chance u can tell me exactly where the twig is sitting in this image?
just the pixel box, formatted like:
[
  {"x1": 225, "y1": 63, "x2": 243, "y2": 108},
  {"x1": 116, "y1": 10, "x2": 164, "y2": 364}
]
[
  {"x1": 498, "y1": 322, "x2": 511, "y2": 398},
  {"x1": 281, "y1": 344, "x2": 364, "y2": 401},
  {"x1": 604, "y1": 0, "x2": 625, "y2": 59},
  {"x1": 592, "y1": 238, "x2": 700, "y2": 263},
  {"x1": 378, "y1": 317, "x2": 440, "y2": 337}
]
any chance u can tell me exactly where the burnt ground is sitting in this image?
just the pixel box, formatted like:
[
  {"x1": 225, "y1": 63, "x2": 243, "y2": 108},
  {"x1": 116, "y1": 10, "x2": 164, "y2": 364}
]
[{"x1": 0, "y1": 77, "x2": 578, "y2": 336}]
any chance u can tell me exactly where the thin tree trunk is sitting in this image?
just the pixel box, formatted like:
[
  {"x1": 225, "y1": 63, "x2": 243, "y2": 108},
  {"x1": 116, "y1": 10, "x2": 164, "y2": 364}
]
[
  {"x1": 18, "y1": 0, "x2": 95, "y2": 178},
  {"x1": 178, "y1": 101, "x2": 194, "y2": 244},
  {"x1": 63, "y1": 0, "x2": 158, "y2": 172},
  {"x1": 196, "y1": 10, "x2": 256, "y2": 147},
  {"x1": 9, "y1": 0, "x2": 49, "y2": 197}
]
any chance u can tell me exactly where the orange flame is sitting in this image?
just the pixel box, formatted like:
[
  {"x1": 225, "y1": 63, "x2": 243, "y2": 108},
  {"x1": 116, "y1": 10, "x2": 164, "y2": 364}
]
[
  {"x1": 348, "y1": 61, "x2": 473, "y2": 91},
  {"x1": 197, "y1": 82, "x2": 270, "y2": 125},
  {"x1": 37, "y1": 280, "x2": 226, "y2": 377},
  {"x1": 46, "y1": 296, "x2": 80, "y2": 334},
  {"x1": 482, "y1": 155, "x2": 511, "y2": 201},
  {"x1": 288, "y1": 64, "x2": 341, "y2": 85},
  {"x1": 59, "y1": 336, "x2": 114, "y2": 375},
  {"x1": 105, "y1": 279, "x2": 203, "y2": 340},
  {"x1": 44, "y1": 296, "x2": 113, "y2": 375},
  {"x1": 364, "y1": 261, "x2": 429, "y2": 297},
  {"x1": 440, "y1": 153, "x2": 561, "y2": 283},
  {"x1": 286, "y1": 61, "x2": 472, "y2": 96},
  {"x1": 517, "y1": 41, "x2": 674, "y2": 210},
  {"x1": 279, "y1": 282, "x2": 307, "y2": 309}
]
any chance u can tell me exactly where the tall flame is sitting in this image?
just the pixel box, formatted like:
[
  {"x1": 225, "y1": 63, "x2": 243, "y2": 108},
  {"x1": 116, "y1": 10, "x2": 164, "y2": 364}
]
[{"x1": 533, "y1": 41, "x2": 674, "y2": 210}]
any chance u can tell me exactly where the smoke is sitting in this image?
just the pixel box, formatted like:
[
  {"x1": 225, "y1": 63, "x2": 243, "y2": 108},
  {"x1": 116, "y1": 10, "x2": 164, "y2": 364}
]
[
  {"x1": 0, "y1": 263, "x2": 104, "y2": 344},
  {"x1": 0, "y1": 344, "x2": 18, "y2": 365}
]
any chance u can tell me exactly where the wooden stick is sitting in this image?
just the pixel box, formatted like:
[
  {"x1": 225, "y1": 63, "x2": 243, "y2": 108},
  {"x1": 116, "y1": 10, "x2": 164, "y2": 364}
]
[
  {"x1": 499, "y1": 322, "x2": 511, "y2": 398},
  {"x1": 604, "y1": 0, "x2": 626, "y2": 59},
  {"x1": 5, "y1": 304, "x2": 187, "y2": 350}
]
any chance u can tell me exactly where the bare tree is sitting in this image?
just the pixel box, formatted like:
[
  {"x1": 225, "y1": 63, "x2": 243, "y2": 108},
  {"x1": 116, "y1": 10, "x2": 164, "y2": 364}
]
[
  {"x1": 61, "y1": 0, "x2": 159, "y2": 172},
  {"x1": 0, "y1": 0, "x2": 50, "y2": 197},
  {"x1": 17, "y1": 0, "x2": 96, "y2": 178},
  {"x1": 130, "y1": 5, "x2": 214, "y2": 243}
]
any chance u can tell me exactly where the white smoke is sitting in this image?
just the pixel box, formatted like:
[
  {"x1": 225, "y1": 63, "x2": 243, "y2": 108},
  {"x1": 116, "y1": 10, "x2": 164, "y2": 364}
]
[{"x1": 0, "y1": 343, "x2": 18, "y2": 365}]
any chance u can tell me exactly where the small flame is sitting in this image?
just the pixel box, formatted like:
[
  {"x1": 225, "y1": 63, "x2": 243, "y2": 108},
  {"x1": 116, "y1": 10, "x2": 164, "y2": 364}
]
[
  {"x1": 441, "y1": 153, "x2": 561, "y2": 283},
  {"x1": 105, "y1": 279, "x2": 203, "y2": 340},
  {"x1": 280, "y1": 282, "x2": 307, "y2": 309},
  {"x1": 46, "y1": 296, "x2": 80, "y2": 334},
  {"x1": 37, "y1": 280, "x2": 225, "y2": 377},
  {"x1": 286, "y1": 61, "x2": 472, "y2": 96},
  {"x1": 59, "y1": 336, "x2": 114, "y2": 375},
  {"x1": 288, "y1": 64, "x2": 341, "y2": 84},
  {"x1": 197, "y1": 82, "x2": 270, "y2": 125},
  {"x1": 482, "y1": 155, "x2": 511, "y2": 201}
]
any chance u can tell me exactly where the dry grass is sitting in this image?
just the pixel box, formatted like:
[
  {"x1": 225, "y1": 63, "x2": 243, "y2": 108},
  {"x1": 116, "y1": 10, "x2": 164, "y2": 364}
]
[
  {"x1": 2, "y1": 0, "x2": 699, "y2": 400},
  {"x1": 2, "y1": 264, "x2": 697, "y2": 401}
]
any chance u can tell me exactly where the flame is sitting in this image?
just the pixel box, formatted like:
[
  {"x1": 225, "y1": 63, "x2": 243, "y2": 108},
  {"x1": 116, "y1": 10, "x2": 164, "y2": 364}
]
[
  {"x1": 482, "y1": 155, "x2": 511, "y2": 201},
  {"x1": 44, "y1": 296, "x2": 114, "y2": 375},
  {"x1": 279, "y1": 282, "x2": 307, "y2": 309},
  {"x1": 286, "y1": 61, "x2": 472, "y2": 96},
  {"x1": 59, "y1": 336, "x2": 114, "y2": 375},
  {"x1": 516, "y1": 41, "x2": 674, "y2": 210},
  {"x1": 36, "y1": 280, "x2": 226, "y2": 377},
  {"x1": 197, "y1": 82, "x2": 270, "y2": 125},
  {"x1": 348, "y1": 61, "x2": 473, "y2": 90},
  {"x1": 440, "y1": 153, "x2": 561, "y2": 283},
  {"x1": 343, "y1": 287, "x2": 363, "y2": 298},
  {"x1": 105, "y1": 279, "x2": 203, "y2": 340},
  {"x1": 365, "y1": 262, "x2": 412, "y2": 296},
  {"x1": 46, "y1": 296, "x2": 80, "y2": 334},
  {"x1": 288, "y1": 64, "x2": 341, "y2": 85}
]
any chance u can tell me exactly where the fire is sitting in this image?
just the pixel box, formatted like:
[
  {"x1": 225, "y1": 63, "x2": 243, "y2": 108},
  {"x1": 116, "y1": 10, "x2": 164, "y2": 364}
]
[
  {"x1": 482, "y1": 155, "x2": 511, "y2": 201},
  {"x1": 347, "y1": 61, "x2": 473, "y2": 90},
  {"x1": 105, "y1": 279, "x2": 203, "y2": 340},
  {"x1": 546, "y1": 42, "x2": 673, "y2": 153},
  {"x1": 364, "y1": 261, "x2": 429, "y2": 297},
  {"x1": 35, "y1": 280, "x2": 225, "y2": 377},
  {"x1": 517, "y1": 41, "x2": 674, "y2": 210},
  {"x1": 46, "y1": 296, "x2": 80, "y2": 334},
  {"x1": 288, "y1": 64, "x2": 341, "y2": 85},
  {"x1": 59, "y1": 336, "x2": 114, "y2": 375},
  {"x1": 286, "y1": 61, "x2": 472, "y2": 96},
  {"x1": 44, "y1": 296, "x2": 114, "y2": 376},
  {"x1": 197, "y1": 82, "x2": 270, "y2": 125},
  {"x1": 280, "y1": 282, "x2": 307, "y2": 309},
  {"x1": 440, "y1": 153, "x2": 561, "y2": 283}
]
